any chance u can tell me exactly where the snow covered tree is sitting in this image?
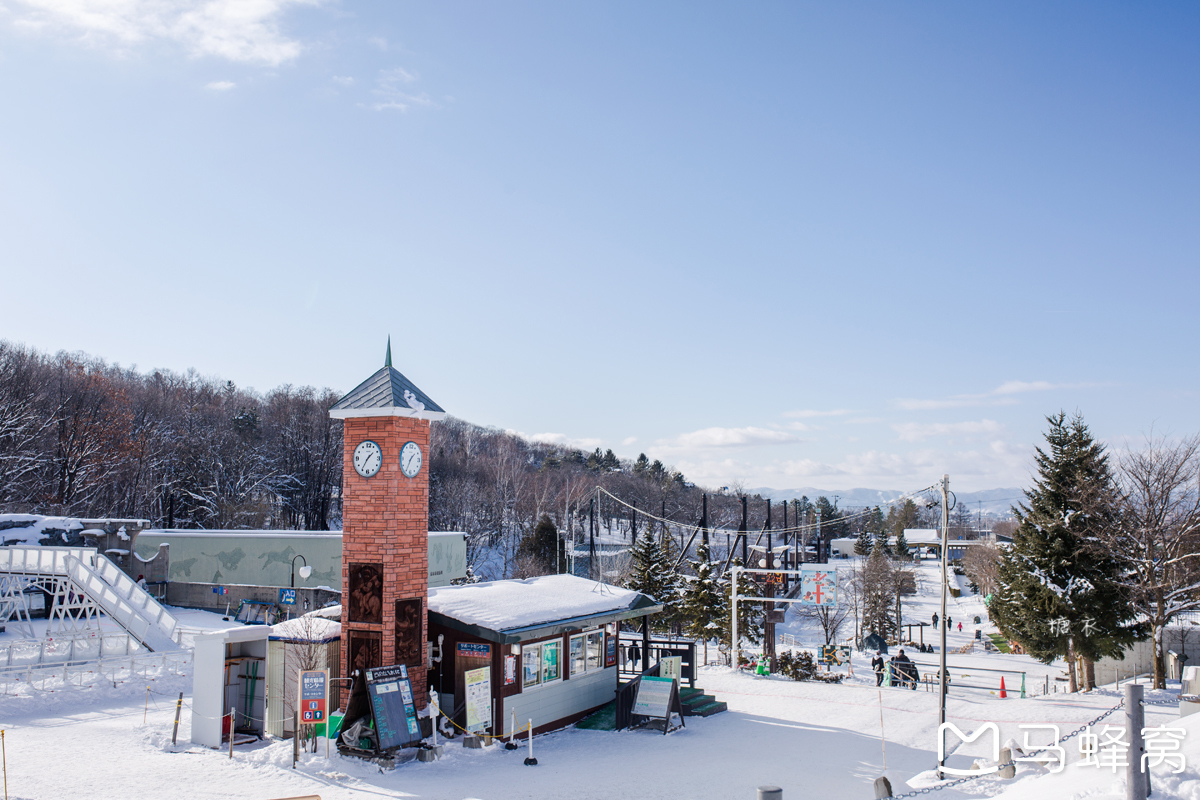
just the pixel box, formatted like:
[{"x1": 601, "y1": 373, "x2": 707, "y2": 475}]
[
  {"x1": 627, "y1": 527, "x2": 681, "y2": 632},
  {"x1": 853, "y1": 529, "x2": 873, "y2": 556},
  {"x1": 894, "y1": 529, "x2": 910, "y2": 560},
  {"x1": 872, "y1": 532, "x2": 891, "y2": 557},
  {"x1": 1111, "y1": 434, "x2": 1200, "y2": 689},
  {"x1": 861, "y1": 546, "x2": 896, "y2": 640},
  {"x1": 716, "y1": 557, "x2": 763, "y2": 655},
  {"x1": 990, "y1": 412, "x2": 1141, "y2": 692},
  {"x1": 681, "y1": 539, "x2": 724, "y2": 663}
]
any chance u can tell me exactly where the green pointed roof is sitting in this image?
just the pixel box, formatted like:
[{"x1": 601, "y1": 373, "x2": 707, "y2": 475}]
[{"x1": 329, "y1": 345, "x2": 445, "y2": 420}]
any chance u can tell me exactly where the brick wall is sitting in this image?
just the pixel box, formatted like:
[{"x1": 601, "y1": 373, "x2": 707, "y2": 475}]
[{"x1": 340, "y1": 415, "x2": 431, "y2": 708}]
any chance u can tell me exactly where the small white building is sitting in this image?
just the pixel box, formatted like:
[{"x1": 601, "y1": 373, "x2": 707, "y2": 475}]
[{"x1": 191, "y1": 625, "x2": 271, "y2": 748}]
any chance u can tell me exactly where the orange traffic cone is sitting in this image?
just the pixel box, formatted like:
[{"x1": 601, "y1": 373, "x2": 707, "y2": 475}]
[{"x1": 999, "y1": 676, "x2": 1008, "y2": 698}]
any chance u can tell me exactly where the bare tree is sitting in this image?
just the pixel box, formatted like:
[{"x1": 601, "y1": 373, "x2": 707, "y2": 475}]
[
  {"x1": 962, "y1": 542, "x2": 1001, "y2": 597},
  {"x1": 1113, "y1": 434, "x2": 1200, "y2": 689}
]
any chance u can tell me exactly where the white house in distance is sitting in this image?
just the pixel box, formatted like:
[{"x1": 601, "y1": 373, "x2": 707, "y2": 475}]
[{"x1": 829, "y1": 529, "x2": 990, "y2": 560}]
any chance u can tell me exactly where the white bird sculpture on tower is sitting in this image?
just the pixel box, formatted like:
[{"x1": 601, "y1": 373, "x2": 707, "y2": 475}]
[{"x1": 403, "y1": 389, "x2": 425, "y2": 415}]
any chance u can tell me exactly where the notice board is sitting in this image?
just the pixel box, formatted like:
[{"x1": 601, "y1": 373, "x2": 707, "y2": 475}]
[
  {"x1": 631, "y1": 675, "x2": 685, "y2": 734},
  {"x1": 464, "y1": 666, "x2": 491, "y2": 733},
  {"x1": 364, "y1": 665, "x2": 422, "y2": 750}
]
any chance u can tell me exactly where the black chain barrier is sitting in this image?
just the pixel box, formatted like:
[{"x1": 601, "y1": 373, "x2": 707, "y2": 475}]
[{"x1": 886, "y1": 701, "x2": 1125, "y2": 799}]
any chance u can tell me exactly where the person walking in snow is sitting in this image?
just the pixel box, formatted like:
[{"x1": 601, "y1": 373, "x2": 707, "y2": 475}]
[
  {"x1": 932, "y1": 612, "x2": 939, "y2": 628},
  {"x1": 957, "y1": 621, "x2": 962, "y2": 633},
  {"x1": 871, "y1": 651, "x2": 885, "y2": 686}
]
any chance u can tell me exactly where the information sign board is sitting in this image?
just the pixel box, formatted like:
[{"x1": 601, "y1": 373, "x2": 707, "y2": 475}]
[
  {"x1": 660, "y1": 656, "x2": 682, "y2": 683},
  {"x1": 364, "y1": 665, "x2": 422, "y2": 750},
  {"x1": 632, "y1": 676, "x2": 675, "y2": 717},
  {"x1": 279, "y1": 588, "x2": 297, "y2": 605},
  {"x1": 464, "y1": 666, "x2": 491, "y2": 733},
  {"x1": 298, "y1": 669, "x2": 328, "y2": 723},
  {"x1": 800, "y1": 568, "x2": 837, "y2": 606}
]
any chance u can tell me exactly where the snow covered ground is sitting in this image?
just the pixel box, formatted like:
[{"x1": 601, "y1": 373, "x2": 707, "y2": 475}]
[{"x1": 3, "y1": 567, "x2": 1198, "y2": 799}]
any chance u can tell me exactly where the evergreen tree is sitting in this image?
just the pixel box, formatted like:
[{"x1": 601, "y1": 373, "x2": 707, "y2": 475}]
[
  {"x1": 517, "y1": 514, "x2": 563, "y2": 575},
  {"x1": 681, "y1": 539, "x2": 724, "y2": 663},
  {"x1": 716, "y1": 557, "x2": 763, "y2": 655},
  {"x1": 872, "y1": 531, "x2": 892, "y2": 556},
  {"x1": 627, "y1": 527, "x2": 681, "y2": 633},
  {"x1": 989, "y1": 412, "x2": 1141, "y2": 691},
  {"x1": 854, "y1": 529, "x2": 873, "y2": 556},
  {"x1": 894, "y1": 529, "x2": 910, "y2": 560},
  {"x1": 861, "y1": 546, "x2": 896, "y2": 639}
]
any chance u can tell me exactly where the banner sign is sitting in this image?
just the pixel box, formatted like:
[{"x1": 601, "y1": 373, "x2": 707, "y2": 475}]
[
  {"x1": 661, "y1": 656, "x2": 682, "y2": 683},
  {"x1": 800, "y1": 568, "x2": 837, "y2": 606},
  {"x1": 464, "y1": 666, "x2": 491, "y2": 733},
  {"x1": 457, "y1": 642, "x2": 491, "y2": 658},
  {"x1": 299, "y1": 668, "x2": 328, "y2": 723}
]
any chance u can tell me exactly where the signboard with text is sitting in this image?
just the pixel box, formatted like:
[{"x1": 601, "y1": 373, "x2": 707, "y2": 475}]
[
  {"x1": 800, "y1": 568, "x2": 837, "y2": 606},
  {"x1": 464, "y1": 666, "x2": 491, "y2": 733},
  {"x1": 298, "y1": 668, "x2": 328, "y2": 723}
]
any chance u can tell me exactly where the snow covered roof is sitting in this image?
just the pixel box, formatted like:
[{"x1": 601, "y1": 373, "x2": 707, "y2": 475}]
[
  {"x1": 269, "y1": 614, "x2": 342, "y2": 643},
  {"x1": 901, "y1": 529, "x2": 943, "y2": 544},
  {"x1": 427, "y1": 574, "x2": 662, "y2": 644}
]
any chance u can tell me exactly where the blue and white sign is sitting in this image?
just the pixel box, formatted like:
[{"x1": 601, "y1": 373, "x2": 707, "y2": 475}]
[{"x1": 279, "y1": 588, "x2": 297, "y2": 605}]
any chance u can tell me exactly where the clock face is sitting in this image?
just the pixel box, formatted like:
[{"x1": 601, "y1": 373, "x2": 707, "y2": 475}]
[
  {"x1": 353, "y1": 440, "x2": 383, "y2": 478},
  {"x1": 400, "y1": 441, "x2": 422, "y2": 478}
]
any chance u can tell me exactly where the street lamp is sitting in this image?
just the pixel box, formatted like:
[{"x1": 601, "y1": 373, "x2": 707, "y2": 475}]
[{"x1": 291, "y1": 554, "x2": 313, "y2": 588}]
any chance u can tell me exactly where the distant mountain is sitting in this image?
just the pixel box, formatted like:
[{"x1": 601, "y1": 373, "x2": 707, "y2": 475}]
[{"x1": 749, "y1": 486, "x2": 1025, "y2": 517}]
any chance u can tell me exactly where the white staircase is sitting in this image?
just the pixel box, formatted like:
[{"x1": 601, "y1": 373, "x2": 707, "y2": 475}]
[{"x1": 0, "y1": 546, "x2": 181, "y2": 652}]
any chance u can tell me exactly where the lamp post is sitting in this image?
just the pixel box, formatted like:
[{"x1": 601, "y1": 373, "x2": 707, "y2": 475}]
[{"x1": 291, "y1": 554, "x2": 313, "y2": 588}]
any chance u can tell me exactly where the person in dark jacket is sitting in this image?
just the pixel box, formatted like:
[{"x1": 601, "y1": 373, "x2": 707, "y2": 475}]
[
  {"x1": 892, "y1": 649, "x2": 917, "y2": 689},
  {"x1": 871, "y1": 651, "x2": 885, "y2": 686},
  {"x1": 628, "y1": 642, "x2": 641, "y2": 670}
]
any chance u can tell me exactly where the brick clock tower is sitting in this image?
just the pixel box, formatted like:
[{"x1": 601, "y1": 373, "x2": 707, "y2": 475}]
[{"x1": 329, "y1": 342, "x2": 445, "y2": 709}]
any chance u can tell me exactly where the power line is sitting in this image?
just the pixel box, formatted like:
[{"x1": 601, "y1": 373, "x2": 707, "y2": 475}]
[{"x1": 593, "y1": 484, "x2": 940, "y2": 537}]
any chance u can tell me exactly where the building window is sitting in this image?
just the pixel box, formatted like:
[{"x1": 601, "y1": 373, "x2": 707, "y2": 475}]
[
  {"x1": 585, "y1": 630, "x2": 603, "y2": 671},
  {"x1": 522, "y1": 643, "x2": 541, "y2": 688},
  {"x1": 569, "y1": 633, "x2": 585, "y2": 677},
  {"x1": 542, "y1": 640, "x2": 561, "y2": 683}
]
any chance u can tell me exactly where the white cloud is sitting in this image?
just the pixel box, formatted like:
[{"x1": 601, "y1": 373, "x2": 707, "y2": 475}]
[
  {"x1": 205, "y1": 80, "x2": 236, "y2": 91},
  {"x1": 892, "y1": 419, "x2": 1005, "y2": 442},
  {"x1": 783, "y1": 409, "x2": 853, "y2": 419},
  {"x1": 331, "y1": 75, "x2": 354, "y2": 86},
  {"x1": 662, "y1": 426, "x2": 799, "y2": 450},
  {"x1": 621, "y1": 436, "x2": 638, "y2": 446},
  {"x1": 895, "y1": 380, "x2": 1087, "y2": 411},
  {"x1": 368, "y1": 35, "x2": 388, "y2": 50},
  {"x1": 366, "y1": 66, "x2": 433, "y2": 112},
  {"x1": 523, "y1": 432, "x2": 604, "y2": 450},
  {"x1": 7, "y1": 0, "x2": 319, "y2": 66}
]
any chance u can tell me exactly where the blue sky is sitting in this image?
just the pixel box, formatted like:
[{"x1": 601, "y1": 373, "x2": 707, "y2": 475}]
[{"x1": 1, "y1": 1, "x2": 1197, "y2": 493}]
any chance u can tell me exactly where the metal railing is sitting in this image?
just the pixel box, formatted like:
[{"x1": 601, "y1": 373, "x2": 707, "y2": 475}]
[
  {"x1": 617, "y1": 636, "x2": 696, "y2": 688},
  {"x1": 615, "y1": 661, "x2": 661, "y2": 730}
]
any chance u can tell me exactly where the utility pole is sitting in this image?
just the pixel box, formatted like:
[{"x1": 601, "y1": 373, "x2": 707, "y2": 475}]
[
  {"x1": 938, "y1": 474, "x2": 950, "y2": 778},
  {"x1": 589, "y1": 496, "x2": 597, "y2": 581},
  {"x1": 739, "y1": 496, "x2": 748, "y2": 564}
]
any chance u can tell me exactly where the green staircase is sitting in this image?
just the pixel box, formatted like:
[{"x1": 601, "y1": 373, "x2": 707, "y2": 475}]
[{"x1": 680, "y1": 686, "x2": 727, "y2": 717}]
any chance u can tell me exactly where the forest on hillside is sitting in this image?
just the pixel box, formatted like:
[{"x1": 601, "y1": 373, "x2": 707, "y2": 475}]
[{"x1": 0, "y1": 341, "x2": 964, "y2": 579}]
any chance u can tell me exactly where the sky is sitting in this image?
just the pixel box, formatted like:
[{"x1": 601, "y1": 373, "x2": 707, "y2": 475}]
[{"x1": 0, "y1": 1, "x2": 1197, "y2": 494}]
